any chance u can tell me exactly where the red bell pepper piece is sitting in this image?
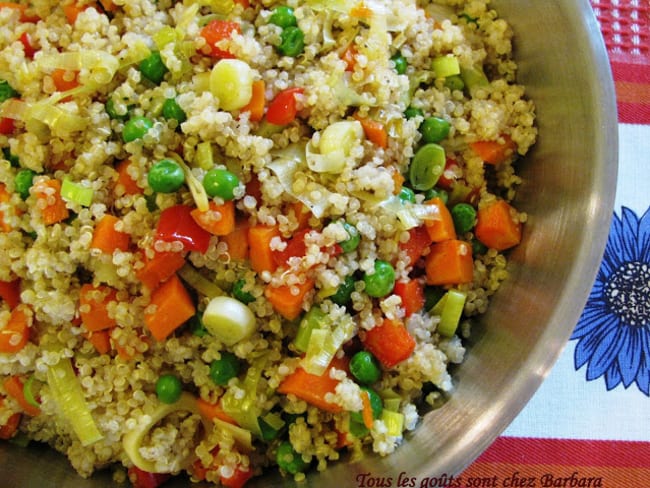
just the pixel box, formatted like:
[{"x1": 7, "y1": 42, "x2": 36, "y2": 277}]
[
  {"x1": 18, "y1": 32, "x2": 36, "y2": 58},
  {"x1": 436, "y1": 157, "x2": 460, "y2": 190},
  {"x1": 0, "y1": 278, "x2": 21, "y2": 309},
  {"x1": 0, "y1": 117, "x2": 15, "y2": 135},
  {"x1": 266, "y1": 87, "x2": 304, "y2": 126},
  {"x1": 200, "y1": 19, "x2": 241, "y2": 58},
  {"x1": 399, "y1": 225, "x2": 433, "y2": 267},
  {"x1": 127, "y1": 466, "x2": 171, "y2": 488},
  {"x1": 393, "y1": 279, "x2": 425, "y2": 317},
  {"x1": 155, "y1": 205, "x2": 212, "y2": 254}
]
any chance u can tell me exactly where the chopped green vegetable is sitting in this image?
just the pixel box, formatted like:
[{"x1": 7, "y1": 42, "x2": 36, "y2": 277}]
[
  {"x1": 338, "y1": 221, "x2": 360, "y2": 253},
  {"x1": 431, "y1": 289, "x2": 467, "y2": 337},
  {"x1": 155, "y1": 374, "x2": 183, "y2": 404},
  {"x1": 105, "y1": 98, "x2": 130, "y2": 121},
  {"x1": 178, "y1": 263, "x2": 224, "y2": 298},
  {"x1": 220, "y1": 355, "x2": 267, "y2": 436},
  {"x1": 444, "y1": 74, "x2": 465, "y2": 91},
  {"x1": 148, "y1": 158, "x2": 185, "y2": 193},
  {"x1": 61, "y1": 178, "x2": 93, "y2": 206},
  {"x1": 404, "y1": 106, "x2": 424, "y2": 120},
  {"x1": 398, "y1": 186, "x2": 416, "y2": 204},
  {"x1": 294, "y1": 305, "x2": 328, "y2": 353},
  {"x1": 409, "y1": 143, "x2": 446, "y2": 191},
  {"x1": 329, "y1": 275, "x2": 355, "y2": 306},
  {"x1": 381, "y1": 409, "x2": 404, "y2": 436},
  {"x1": 460, "y1": 65, "x2": 489, "y2": 92},
  {"x1": 391, "y1": 52, "x2": 408, "y2": 75},
  {"x1": 47, "y1": 356, "x2": 104, "y2": 446},
  {"x1": 232, "y1": 278, "x2": 255, "y2": 304},
  {"x1": 0, "y1": 79, "x2": 19, "y2": 103},
  {"x1": 424, "y1": 187, "x2": 448, "y2": 204},
  {"x1": 194, "y1": 142, "x2": 214, "y2": 170},
  {"x1": 300, "y1": 313, "x2": 354, "y2": 375},
  {"x1": 161, "y1": 98, "x2": 187, "y2": 124},
  {"x1": 431, "y1": 54, "x2": 461, "y2": 78},
  {"x1": 350, "y1": 386, "x2": 383, "y2": 424},
  {"x1": 187, "y1": 313, "x2": 208, "y2": 337}
]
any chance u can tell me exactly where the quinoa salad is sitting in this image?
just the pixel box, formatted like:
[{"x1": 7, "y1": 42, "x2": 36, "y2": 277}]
[{"x1": 0, "y1": 0, "x2": 537, "y2": 486}]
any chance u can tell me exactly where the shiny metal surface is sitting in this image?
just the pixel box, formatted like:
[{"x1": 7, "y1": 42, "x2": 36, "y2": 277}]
[{"x1": 0, "y1": 0, "x2": 618, "y2": 486}]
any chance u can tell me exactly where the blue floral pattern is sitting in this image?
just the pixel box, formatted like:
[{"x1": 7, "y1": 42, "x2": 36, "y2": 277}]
[{"x1": 572, "y1": 207, "x2": 650, "y2": 396}]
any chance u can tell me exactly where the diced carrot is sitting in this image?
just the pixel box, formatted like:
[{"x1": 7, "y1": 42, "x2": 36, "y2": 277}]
[
  {"x1": 341, "y1": 44, "x2": 357, "y2": 72},
  {"x1": 2, "y1": 376, "x2": 40, "y2": 416},
  {"x1": 33, "y1": 178, "x2": 69, "y2": 225},
  {"x1": 474, "y1": 199, "x2": 522, "y2": 251},
  {"x1": 277, "y1": 356, "x2": 348, "y2": 413},
  {"x1": 248, "y1": 225, "x2": 280, "y2": 274},
  {"x1": 0, "y1": 304, "x2": 31, "y2": 353},
  {"x1": 241, "y1": 79, "x2": 265, "y2": 122},
  {"x1": 85, "y1": 329, "x2": 111, "y2": 355},
  {"x1": 350, "y1": 2, "x2": 373, "y2": 19},
  {"x1": 91, "y1": 214, "x2": 130, "y2": 254},
  {"x1": 361, "y1": 318, "x2": 415, "y2": 368},
  {"x1": 0, "y1": 278, "x2": 21, "y2": 309},
  {"x1": 51, "y1": 68, "x2": 80, "y2": 93},
  {"x1": 190, "y1": 200, "x2": 236, "y2": 237},
  {"x1": 114, "y1": 160, "x2": 142, "y2": 196},
  {"x1": 271, "y1": 228, "x2": 309, "y2": 268},
  {"x1": 393, "y1": 279, "x2": 425, "y2": 317},
  {"x1": 0, "y1": 2, "x2": 39, "y2": 22},
  {"x1": 0, "y1": 404, "x2": 21, "y2": 440},
  {"x1": 98, "y1": 0, "x2": 117, "y2": 12},
  {"x1": 391, "y1": 170, "x2": 405, "y2": 195},
  {"x1": 264, "y1": 279, "x2": 314, "y2": 321},
  {"x1": 62, "y1": 2, "x2": 94, "y2": 24},
  {"x1": 360, "y1": 389, "x2": 374, "y2": 429},
  {"x1": 425, "y1": 197, "x2": 456, "y2": 242},
  {"x1": 196, "y1": 397, "x2": 238, "y2": 426},
  {"x1": 221, "y1": 218, "x2": 250, "y2": 261},
  {"x1": 354, "y1": 115, "x2": 388, "y2": 149},
  {"x1": 425, "y1": 239, "x2": 473, "y2": 286},
  {"x1": 199, "y1": 19, "x2": 241, "y2": 58},
  {"x1": 399, "y1": 225, "x2": 433, "y2": 267},
  {"x1": 290, "y1": 201, "x2": 311, "y2": 231},
  {"x1": 79, "y1": 283, "x2": 118, "y2": 332},
  {"x1": 136, "y1": 250, "x2": 186, "y2": 291},
  {"x1": 144, "y1": 274, "x2": 195, "y2": 342},
  {"x1": 470, "y1": 135, "x2": 517, "y2": 165},
  {"x1": 0, "y1": 183, "x2": 11, "y2": 232},
  {"x1": 336, "y1": 429, "x2": 353, "y2": 449}
]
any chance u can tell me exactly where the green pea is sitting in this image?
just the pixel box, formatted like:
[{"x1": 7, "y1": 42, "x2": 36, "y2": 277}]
[
  {"x1": 404, "y1": 106, "x2": 424, "y2": 120},
  {"x1": 139, "y1": 51, "x2": 168, "y2": 85},
  {"x1": 0, "y1": 79, "x2": 19, "y2": 103},
  {"x1": 277, "y1": 26, "x2": 304, "y2": 57},
  {"x1": 209, "y1": 351, "x2": 240, "y2": 386},
  {"x1": 408, "y1": 143, "x2": 446, "y2": 191},
  {"x1": 451, "y1": 202, "x2": 477, "y2": 234},
  {"x1": 147, "y1": 158, "x2": 185, "y2": 193},
  {"x1": 398, "y1": 186, "x2": 416, "y2": 204},
  {"x1": 391, "y1": 52, "x2": 408, "y2": 75},
  {"x1": 105, "y1": 98, "x2": 130, "y2": 121},
  {"x1": 424, "y1": 188, "x2": 448, "y2": 204},
  {"x1": 471, "y1": 238, "x2": 488, "y2": 256},
  {"x1": 363, "y1": 260, "x2": 395, "y2": 298},
  {"x1": 349, "y1": 386, "x2": 383, "y2": 424},
  {"x1": 14, "y1": 169, "x2": 35, "y2": 200},
  {"x1": 276, "y1": 441, "x2": 309, "y2": 475},
  {"x1": 330, "y1": 275, "x2": 355, "y2": 306},
  {"x1": 444, "y1": 74, "x2": 465, "y2": 91},
  {"x1": 155, "y1": 374, "x2": 182, "y2": 404},
  {"x1": 122, "y1": 116, "x2": 153, "y2": 143},
  {"x1": 420, "y1": 117, "x2": 451, "y2": 144},
  {"x1": 269, "y1": 6, "x2": 297, "y2": 28},
  {"x1": 338, "y1": 221, "x2": 360, "y2": 253},
  {"x1": 232, "y1": 278, "x2": 255, "y2": 304},
  {"x1": 350, "y1": 351, "x2": 381, "y2": 384},
  {"x1": 202, "y1": 168, "x2": 240, "y2": 200},
  {"x1": 162, "y1": 98, "x2": 187, "y2": 124},
  {"x1": 187, "y1": 313, "x2": 208, "y2": 337}
]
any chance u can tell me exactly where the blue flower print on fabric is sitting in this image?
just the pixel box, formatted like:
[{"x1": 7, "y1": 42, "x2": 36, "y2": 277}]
[{"x1": 571, "y1": 207, "x2": 650, "y2": 396}]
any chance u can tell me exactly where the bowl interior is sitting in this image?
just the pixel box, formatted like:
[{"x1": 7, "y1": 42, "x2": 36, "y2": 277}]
[{"x1": 0, "y1": 0, "x2": 618, "y2": 486}]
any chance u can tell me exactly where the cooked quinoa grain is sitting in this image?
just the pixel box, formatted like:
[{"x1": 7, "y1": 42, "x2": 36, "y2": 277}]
[{"x1": 0, "y1": 0, "x2": 535, "y2": 485}]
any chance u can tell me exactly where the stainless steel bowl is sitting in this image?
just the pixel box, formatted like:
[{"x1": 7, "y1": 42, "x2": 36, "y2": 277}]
[{"x1": 0, "y1": 0, "x2": 617, "y2": 486}]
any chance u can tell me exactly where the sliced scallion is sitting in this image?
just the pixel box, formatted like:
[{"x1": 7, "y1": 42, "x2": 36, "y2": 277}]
[{"x1": 61, "y1": 177, "x2": 93, "y2": 206}]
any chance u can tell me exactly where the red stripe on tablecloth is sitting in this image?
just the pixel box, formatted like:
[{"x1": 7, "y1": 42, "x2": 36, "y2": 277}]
[
  {"x1": 610, "y1": 61, "x2": 650, "y2": 124},
  {"x1": 473, "y1": 437, "x2": 650, "y2": 469}
]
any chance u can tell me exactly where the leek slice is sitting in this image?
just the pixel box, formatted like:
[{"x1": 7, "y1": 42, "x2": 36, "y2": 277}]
[
  {"x1": 431, "y1": 290, "x2": 467, "y2": 337},
  {"x1": 47, "y1": 357, "x2": 104, "y2": 447},
  {"x1": 300, "y1": 313, "x2": 355, "y2": 376},
  {"x1": 38, "y1": 51, "x2": 119, "y2": 85},
  {"x1": 293, "y1": 305, "x2": 328, "y2": 352},
  {"x1": 122, "y1": 392, "x2": 212, "y2": 472},
  {"x1": 202, "y1": 296, "x2": 257, "y2": 346},
  {"x1": 220, "y1": 355, "x2": 267, "y2": 437},
  {"x1": 169, "y1": 153, "x2": 210, "y2": 212},
  {"x1": 61, "y1": 178, "x2": 93, "y2": 206},
  {"x1": 178, "y1": 263, "x2": 224, "y2": 298},
  {"x1": 380, "y1": 410, "x2": 404, "y2": 437}
]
